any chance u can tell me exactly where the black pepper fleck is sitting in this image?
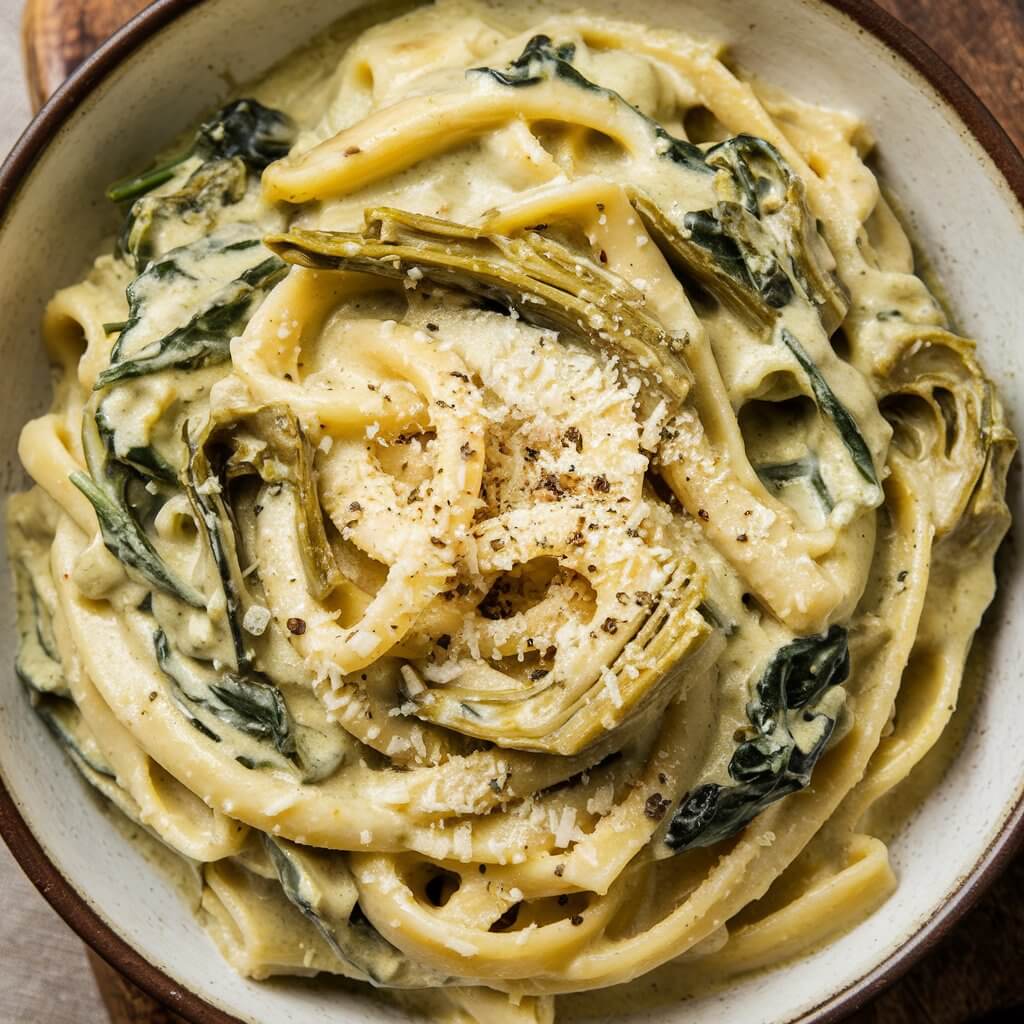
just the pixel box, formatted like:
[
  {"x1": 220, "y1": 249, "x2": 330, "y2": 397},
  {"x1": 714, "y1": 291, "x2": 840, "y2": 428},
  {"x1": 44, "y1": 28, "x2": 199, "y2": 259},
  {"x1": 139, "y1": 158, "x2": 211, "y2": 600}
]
[{"x1": 644, "y1": 793, "x2": 671, "y2": 820}]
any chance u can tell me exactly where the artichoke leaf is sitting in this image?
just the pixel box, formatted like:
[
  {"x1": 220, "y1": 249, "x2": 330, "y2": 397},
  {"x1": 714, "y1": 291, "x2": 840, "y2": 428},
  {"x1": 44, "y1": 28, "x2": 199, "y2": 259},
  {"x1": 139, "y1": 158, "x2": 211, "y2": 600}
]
[
  {"x1": 265, "y1": 207, "x2": 692, "y2": 414},
  {"x1": 412, "y1": 563, "x2": 712, "y2": 756},
  {"x1": 196, "y1": 404, "x2": 341, "y2": 603},
  {"x1": 877, "y1": 324, "x2": 1017, "y2": 542}
]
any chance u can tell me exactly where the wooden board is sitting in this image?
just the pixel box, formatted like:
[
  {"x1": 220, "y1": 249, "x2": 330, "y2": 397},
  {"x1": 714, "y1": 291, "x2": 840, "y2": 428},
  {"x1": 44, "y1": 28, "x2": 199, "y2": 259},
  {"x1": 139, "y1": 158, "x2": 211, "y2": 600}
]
[
  {"x1": 17, "y1": 1, "x2": 1024, "y2": 1022},
  {"x1": 21, "y1": 0, "x2": 150, "y2": 110}
]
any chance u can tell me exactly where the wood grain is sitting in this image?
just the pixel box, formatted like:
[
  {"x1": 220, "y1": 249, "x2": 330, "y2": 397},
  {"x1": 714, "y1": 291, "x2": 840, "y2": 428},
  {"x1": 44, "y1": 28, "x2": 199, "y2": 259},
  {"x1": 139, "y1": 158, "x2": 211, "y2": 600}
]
[
  {"x1": 88, "y1": 951, "x2": 186, "y2": 1024},
  {"x1": 16, "y1": 1, "x2": 1024, "y2": 1023},
  {"x1": 877, "y1": 0, "x2": 1024, "y2": 154},
  {"x1": 22, "y1": 0, "x2": 148, "y2": 109}
]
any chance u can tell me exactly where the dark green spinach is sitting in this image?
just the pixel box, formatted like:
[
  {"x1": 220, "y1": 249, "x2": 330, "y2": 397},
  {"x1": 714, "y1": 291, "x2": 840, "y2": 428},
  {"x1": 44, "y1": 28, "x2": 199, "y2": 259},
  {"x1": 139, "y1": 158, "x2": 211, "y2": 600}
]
[
  {"x1": 682, "y1": 202, "x2": 794, "y2": 309},
  {"x1": 182, "y1": 430, "x2": 253, "y2": 673},
  {"x1": 121, "y1": 157, "x2": 249, "y2": 271},
  {"x1": 11, "y1": 560, "x2": 67, "y2": 696},
  {"x1": 780, "y1": 328, "x2": 879, "y2": 487},
  {"x1": 665, "y1": 625, "x2": 849, "y2": 851},
  {"x1": 154, "y1": 630, "x2": 296, "y2": 758},
  {"x1": 264, "y1": 836, "x2": 453, "y2": 988},
  {"x1": 35, "y1": 694, "x2": 117, "y2": 778},
  {"x1": 470, "y1": 35, "x2": 711, "y2": 175},
  {"x1": 95, "y1": 401, "x2": 178, "y2": 484},
  {"x1": 106, "y1": 99, "x2": 295, "y2": 204},
  {"x1": 71, "y1": 410, "x2": 205, "y2": 607},
  {"x1": 756, "y1": 453, "x2": 834, "y2": 512},
  {"x1": 96, "y1": 248, "x2": 284, "y2": 388}
]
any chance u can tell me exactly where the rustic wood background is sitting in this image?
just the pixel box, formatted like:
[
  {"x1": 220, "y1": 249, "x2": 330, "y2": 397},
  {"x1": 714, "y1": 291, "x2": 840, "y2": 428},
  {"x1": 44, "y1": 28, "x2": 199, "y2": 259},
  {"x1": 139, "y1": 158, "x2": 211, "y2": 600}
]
[{"x1": 14, "y1": 0, "x2": 1024, "y2": 1022}]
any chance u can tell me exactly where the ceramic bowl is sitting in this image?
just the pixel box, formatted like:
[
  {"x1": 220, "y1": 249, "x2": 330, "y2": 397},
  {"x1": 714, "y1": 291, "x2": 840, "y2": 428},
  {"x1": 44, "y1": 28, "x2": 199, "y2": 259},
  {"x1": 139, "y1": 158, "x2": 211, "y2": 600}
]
[{"x1": 1, "y1": 1, "x2": 1021, "y2": 1022}]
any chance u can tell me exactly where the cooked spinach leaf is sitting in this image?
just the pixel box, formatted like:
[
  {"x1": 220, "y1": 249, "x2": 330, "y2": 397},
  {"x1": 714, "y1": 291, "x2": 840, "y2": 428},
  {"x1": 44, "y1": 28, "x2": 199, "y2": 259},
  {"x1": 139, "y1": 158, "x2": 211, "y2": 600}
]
[
  {"x1": 121, "y1": 156, "x2": 249, "y2": 271},
  {"x1": 192, "y1": 99, "x2": 295, "y2": 172},
  {"x1": 72, "y1": 409, "x2": 205, "y2": 607},
  {"x1": 154, "y1": 629, "x2": 296, "y2": 758},
  {"x1": 472, "y1": 42, "x2": 845, "y2": 336},
  {"x1": 34, "y1": 694, "x2": 117, "y2": 778},
  {"x1": 264, "y1": 836, "x2": 453, "y2": 988},
  {"x1": 95, "y1": 400, "x2": 178, "y2": 484},
  {"x1": 11, "y1": 560, "x2": 67, "y2": 696},
  {"x1": 628, "y1": 189, "x2": 775, "y2": 330},
  {"x1": 470, "y1": 35, "x2": 711, "y2": 175},
  {"x1": 95, "y1": 249, "x2": 284, "y2": 388},
  {"x1": 665, "y1": 625, "x2": 849, "y2": 851},
  {"x1": 780, "y1": 328, "x2": 879, "y2": 487},
  {"x1": 756, "y1": 453, "x2": 834, "y2": 512},
  {"x1": 706, "y1": 135, "x2": 849, "y2": 334},
  {"x1": 182, "y1": 431, "x2": 253, "y2": 672},
  {"x1": 106, "y1": 227, "x2": 271, "y2": 366},
  {"x1": 631, "y1": 132, "x2": 848, "y2": 336},
  {"x1": 107, "y1": 99, "x2": 295, "y2": 204},
  {"x1": 684, "y1": 202, "x2": 794, "y2": 309},
  {"x1": 264, "y1": 834, "x2": 352, "y2": 963},
  {"x1": 71, "y1": 470, "x2": 205, "y2": 606},
  {"x1": 705, "y1": 134, "x2": 792, "y2": 216}
]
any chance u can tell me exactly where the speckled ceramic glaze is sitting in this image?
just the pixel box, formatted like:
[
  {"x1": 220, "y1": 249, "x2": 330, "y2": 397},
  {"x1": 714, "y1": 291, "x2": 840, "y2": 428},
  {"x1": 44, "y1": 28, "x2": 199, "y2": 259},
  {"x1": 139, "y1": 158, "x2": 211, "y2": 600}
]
[{"x1": 0, "y1": 2, "x2": 1021, "y2": 1022}]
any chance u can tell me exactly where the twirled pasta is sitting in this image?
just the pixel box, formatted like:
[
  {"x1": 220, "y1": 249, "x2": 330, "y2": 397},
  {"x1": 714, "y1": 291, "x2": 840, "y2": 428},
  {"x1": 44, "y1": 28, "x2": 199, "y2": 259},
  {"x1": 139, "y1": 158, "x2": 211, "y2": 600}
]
[{"x1": 6, "y1": 3, "x2": 1013, "y2": 1022}]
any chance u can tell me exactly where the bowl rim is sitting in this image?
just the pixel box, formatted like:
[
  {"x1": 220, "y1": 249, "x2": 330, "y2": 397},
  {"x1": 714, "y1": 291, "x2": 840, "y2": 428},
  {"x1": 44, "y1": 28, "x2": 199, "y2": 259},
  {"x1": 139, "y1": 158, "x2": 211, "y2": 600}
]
[{"x1": 0, "y1": 1, "x2": 1021, "y2": 1021}]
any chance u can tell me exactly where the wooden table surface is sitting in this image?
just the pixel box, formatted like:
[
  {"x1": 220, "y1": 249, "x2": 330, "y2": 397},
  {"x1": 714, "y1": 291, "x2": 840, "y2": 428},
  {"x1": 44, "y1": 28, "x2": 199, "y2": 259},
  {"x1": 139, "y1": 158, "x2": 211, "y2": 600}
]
[{"x1": 7, "y1": 1, "x2": 1024, "y2": 1022}]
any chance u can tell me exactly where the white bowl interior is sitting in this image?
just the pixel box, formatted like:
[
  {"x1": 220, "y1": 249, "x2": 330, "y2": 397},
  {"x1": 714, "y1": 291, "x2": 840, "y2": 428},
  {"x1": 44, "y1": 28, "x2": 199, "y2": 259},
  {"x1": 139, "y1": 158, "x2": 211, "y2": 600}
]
[{"x1": 1, "y1": 1, "x2": 1021, "y2": 1022}]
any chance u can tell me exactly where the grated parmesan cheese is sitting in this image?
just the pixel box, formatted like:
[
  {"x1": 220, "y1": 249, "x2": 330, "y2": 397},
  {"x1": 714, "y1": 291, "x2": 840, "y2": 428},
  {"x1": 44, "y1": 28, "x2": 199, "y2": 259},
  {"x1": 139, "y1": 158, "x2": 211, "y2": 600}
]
[{"x1": 242, "y1": 604, "x2": 272, "y2": 636}]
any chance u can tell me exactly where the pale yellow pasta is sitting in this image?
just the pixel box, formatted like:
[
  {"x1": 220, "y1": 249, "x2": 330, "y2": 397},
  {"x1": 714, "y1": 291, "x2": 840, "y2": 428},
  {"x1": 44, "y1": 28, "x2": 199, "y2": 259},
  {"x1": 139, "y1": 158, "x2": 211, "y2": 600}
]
[{"x1": 6, "y1": 3, "x2": 1013, "y2": 1023}]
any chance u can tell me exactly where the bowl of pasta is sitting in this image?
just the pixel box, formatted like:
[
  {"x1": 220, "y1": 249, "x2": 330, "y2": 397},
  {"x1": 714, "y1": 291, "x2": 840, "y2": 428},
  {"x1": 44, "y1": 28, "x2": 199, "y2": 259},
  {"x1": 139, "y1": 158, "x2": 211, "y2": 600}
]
[{"x1": 0, "y1": 0, "x2": 1021, "y2": 1022}]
